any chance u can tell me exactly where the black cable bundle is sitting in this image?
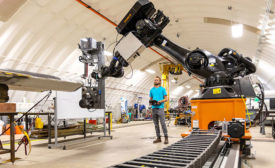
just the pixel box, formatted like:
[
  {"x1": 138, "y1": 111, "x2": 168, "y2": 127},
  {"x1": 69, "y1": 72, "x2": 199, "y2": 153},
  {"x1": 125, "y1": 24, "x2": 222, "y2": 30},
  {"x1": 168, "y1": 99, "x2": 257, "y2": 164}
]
[{"x1": 254, "y1": 82, "x2": 268, "y2": 124}]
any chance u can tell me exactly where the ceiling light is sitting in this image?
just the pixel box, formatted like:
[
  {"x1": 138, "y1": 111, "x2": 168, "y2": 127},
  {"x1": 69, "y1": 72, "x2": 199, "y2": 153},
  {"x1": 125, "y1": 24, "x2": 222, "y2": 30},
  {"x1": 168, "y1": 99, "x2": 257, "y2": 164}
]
[
  {"x1": 192, "y1": 92, "x2": 199, "y2": 98},
  {"x1": 146, "y1": 69, "x2": 155, "y2": 74},
  {"x1": 104, "y1": 51, "x2": 113, "y2": 56},
  {"x1": 126, "y1": 70, "x2": 145, "y2": 85},
  {"x1": 186, "y1": 85, "x2": 191, "y2": 89},
  {"x1": 185, "y1": 90, "x2": 194, "y2": 97},
  {"x1": 232, "y1": 24, "x2": 243, "y2": 38},
  {"x1": 172, "y1": 86, "x2": 184, "y2": 96},
  {"x1": 171, "y1": 79, "x2": 176, "y2": 83}
]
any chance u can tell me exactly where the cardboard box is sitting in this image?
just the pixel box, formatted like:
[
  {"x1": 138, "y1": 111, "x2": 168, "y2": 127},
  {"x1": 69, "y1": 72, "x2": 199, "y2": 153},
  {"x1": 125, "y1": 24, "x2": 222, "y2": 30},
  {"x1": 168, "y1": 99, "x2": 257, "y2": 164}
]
[{"x1": 0, "y1": 103, "x2": 16, "y2": 112}]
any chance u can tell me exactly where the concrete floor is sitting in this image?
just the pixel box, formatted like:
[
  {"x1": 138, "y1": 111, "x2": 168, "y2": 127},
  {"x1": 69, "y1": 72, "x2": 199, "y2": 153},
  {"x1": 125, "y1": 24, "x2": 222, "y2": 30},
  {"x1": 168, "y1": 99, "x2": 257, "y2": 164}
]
[
  {"x1": 0, "y1": 121, "x2": 275, "y2": 168},
  {"x1": 245, "y1": 126, "x2": 275, "y2": 168}
]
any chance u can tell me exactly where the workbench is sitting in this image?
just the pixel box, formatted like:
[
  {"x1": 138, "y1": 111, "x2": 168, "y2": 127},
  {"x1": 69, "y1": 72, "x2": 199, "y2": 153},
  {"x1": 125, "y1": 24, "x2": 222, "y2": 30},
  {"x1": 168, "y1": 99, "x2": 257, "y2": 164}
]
[
  {"x1": 0, "y1": 112, "x2": 18, "y2": 163},
  {"x1": 0, "y1": 111, "x2": 54, "y2": 163},
  {"x1": 48, "y1": 111, "x2": 112, "y2": 149}
]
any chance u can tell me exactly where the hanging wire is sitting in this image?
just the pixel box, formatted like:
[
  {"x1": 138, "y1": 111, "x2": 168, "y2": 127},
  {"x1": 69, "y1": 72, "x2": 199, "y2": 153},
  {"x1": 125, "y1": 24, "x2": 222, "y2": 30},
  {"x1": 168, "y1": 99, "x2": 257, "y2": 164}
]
[
  {"x1": 123, "y1": 63, "x2": 134, "y2": 79},
  {"x1": 36, "y1": 92, "x2": 52, "y2": 118},
  {"x1": 105, "y1": 33, "x2": 119, "y2": 63}
]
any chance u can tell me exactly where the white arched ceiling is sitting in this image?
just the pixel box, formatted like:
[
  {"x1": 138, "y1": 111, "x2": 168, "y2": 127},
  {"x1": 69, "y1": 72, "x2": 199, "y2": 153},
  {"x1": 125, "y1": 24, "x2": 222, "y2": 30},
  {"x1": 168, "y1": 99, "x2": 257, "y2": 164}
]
[{"x1": 0, "y1": 0, "x2": 274, "y2": 108}]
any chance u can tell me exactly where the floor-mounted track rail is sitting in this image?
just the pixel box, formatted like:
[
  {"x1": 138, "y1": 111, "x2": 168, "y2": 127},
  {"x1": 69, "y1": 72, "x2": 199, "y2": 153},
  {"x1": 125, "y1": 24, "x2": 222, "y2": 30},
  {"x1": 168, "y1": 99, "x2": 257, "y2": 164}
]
[{"x1": 109, "y1": 130, "x2": 221, "y2": 168}]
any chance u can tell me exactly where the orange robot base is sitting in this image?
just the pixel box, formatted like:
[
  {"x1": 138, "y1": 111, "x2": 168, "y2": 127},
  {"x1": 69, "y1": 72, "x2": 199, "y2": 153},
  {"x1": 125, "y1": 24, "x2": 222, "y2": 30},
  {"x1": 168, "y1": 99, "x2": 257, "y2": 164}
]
[{"x1": 181, "y1": 98, "x2": 251, "y2": 141}]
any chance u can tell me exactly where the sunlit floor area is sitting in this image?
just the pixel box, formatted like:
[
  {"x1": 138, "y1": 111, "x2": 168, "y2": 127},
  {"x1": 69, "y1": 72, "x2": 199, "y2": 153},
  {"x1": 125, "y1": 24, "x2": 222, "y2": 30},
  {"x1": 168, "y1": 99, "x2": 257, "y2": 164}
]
[{"x1": 0, "y1": 122, "x2": 274, "y2": 168}]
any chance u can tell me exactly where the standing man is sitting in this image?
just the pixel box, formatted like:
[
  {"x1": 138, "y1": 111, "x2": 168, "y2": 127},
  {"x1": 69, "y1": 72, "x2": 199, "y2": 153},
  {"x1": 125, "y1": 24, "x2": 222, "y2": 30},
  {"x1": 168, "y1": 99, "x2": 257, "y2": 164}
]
[{"x1": 150, "y1": 76, "x2": 169, "y2": 144}]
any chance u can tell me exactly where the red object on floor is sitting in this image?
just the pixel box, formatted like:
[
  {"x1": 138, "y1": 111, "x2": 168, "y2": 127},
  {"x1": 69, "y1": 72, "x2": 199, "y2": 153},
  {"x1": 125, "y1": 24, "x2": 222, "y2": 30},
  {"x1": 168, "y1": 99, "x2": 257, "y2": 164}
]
[{"x1": 89, "y1": 120, "x2": 97, "y2": 125}]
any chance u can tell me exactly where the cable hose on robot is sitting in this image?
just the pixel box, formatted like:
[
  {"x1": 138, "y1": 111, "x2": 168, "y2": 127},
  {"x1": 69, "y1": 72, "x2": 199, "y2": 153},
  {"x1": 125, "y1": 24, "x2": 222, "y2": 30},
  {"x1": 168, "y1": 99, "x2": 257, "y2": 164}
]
[{"x1": 253, "y1": 82, "x2": 268, "y2": 125}]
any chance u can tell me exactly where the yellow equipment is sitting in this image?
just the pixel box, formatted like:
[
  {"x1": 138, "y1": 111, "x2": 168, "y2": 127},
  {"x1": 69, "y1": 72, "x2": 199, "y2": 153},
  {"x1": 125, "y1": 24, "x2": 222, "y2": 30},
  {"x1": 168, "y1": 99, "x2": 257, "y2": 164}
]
[
  {"x1": 106, "y1": 112, "x2": 112, "y2": 131},
  {"x1": 160, "y1": 64, "x2": 184, "y2": 119},
  {"x1": 35, "y1": 117, "x2": 43, "y2": 129}
]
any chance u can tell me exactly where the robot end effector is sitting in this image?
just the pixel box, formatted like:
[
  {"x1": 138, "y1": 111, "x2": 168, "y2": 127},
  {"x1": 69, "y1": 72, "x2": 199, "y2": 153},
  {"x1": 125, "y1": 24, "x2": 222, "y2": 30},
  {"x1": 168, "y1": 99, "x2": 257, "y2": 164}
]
[
  {"x1": 78, "y1": 38, "x2": 129, "y2": 79},
  {"x1": 78, "y1": 0, "x2": 170, "y2": 79}
]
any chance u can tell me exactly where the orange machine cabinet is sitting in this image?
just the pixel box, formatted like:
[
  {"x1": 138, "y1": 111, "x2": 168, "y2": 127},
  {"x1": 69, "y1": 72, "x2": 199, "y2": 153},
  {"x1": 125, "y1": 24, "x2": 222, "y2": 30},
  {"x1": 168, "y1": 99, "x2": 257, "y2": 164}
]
[{"x1": 190, "y1": 98, "x2": 246, "y2": 130}]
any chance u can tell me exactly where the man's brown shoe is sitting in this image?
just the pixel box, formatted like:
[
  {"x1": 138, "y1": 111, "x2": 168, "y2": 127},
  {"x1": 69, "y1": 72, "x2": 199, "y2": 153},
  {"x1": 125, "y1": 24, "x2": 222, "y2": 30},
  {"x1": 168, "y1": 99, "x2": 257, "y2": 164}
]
[
  {"x1": 164, "y1": 136, "x2": 169, "y2": 144},
  {"x1": 153, "y1": 137, "x2": 161, "y2": 143}
]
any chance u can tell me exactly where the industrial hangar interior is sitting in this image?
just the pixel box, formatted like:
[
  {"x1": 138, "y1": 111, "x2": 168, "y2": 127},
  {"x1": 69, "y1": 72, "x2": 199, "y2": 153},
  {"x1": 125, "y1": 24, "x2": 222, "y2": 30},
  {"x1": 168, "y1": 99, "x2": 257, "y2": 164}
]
[{"x1": 0, "y1": 0, "x2": 275, "y2": 167}]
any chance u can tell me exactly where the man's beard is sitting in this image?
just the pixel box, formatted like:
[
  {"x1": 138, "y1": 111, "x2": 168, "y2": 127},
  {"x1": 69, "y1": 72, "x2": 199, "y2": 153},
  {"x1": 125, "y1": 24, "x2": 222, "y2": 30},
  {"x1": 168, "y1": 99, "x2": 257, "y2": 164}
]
[{"x1": 154, "y1": 83, "x2": 160, "y2": 86}]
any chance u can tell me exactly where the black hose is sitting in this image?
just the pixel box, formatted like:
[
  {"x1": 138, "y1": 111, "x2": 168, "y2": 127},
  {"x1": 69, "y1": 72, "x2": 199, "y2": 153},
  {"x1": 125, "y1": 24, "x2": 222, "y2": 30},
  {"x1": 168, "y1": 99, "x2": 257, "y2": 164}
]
[
  {"x1": 253, "y1": 82, "x2": 267, "y2": 124},
  {"x1": 238, "y1": 56, "x2": 256, "y2": 74},
  {"x1": 259, "y1": 102, "x2": 268, "y2": 124},
  {"x1": 258, "y1": 83, "x2": 265, "y2": 117}
]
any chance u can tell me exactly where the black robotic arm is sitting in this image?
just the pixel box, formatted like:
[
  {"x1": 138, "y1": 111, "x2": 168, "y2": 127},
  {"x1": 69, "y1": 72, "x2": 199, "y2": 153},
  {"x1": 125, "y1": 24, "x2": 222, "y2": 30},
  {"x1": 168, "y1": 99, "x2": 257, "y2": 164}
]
[{"x1": 114, "y1": 0, "x2": 256, "y2": 89}]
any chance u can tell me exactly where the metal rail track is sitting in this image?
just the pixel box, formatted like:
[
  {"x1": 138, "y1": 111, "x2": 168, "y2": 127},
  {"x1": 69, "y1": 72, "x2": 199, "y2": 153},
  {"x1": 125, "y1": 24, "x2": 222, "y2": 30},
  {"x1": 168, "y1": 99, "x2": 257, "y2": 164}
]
[{"x1": 109, "y1": 130, "x2": 221, "y2": 168}]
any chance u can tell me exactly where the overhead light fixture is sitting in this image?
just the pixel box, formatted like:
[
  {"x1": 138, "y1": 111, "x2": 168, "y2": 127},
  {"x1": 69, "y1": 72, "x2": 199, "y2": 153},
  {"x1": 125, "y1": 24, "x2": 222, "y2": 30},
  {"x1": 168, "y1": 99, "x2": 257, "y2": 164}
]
[
  {"x1": 193, "y1": 92, "x2": 200, "y2": 98},
  {"x1": 104, "y1": 51, "x2": 113, "y2": 56},
  {"x1": 232, "y1": 24, "x2": 243, "y2": 38},
  {"x1": 172, "y1": 86, "x2": 184, "y2": 96},
  {"x1": 186, "y1": 85, "x2": 191, "y2": 89},
  {"x1": 126, "y1": 70, "x2": 146, "y2": 85},
  {"x1": 146, "y1": 69, "x2": 156, "y2": 74}
]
